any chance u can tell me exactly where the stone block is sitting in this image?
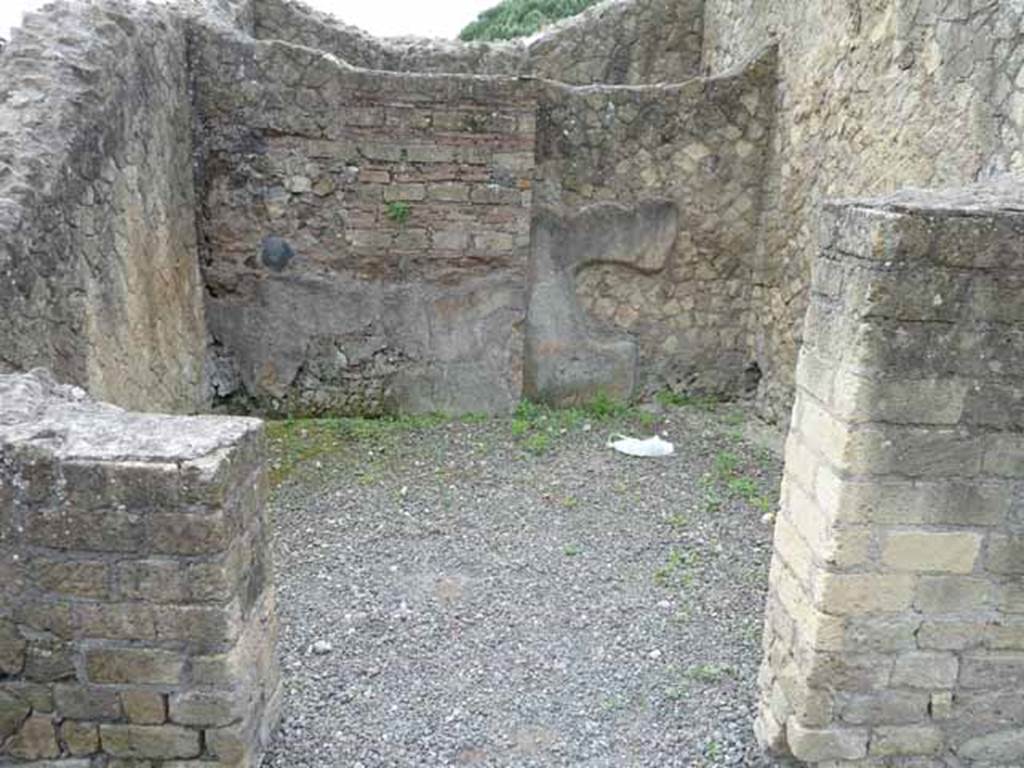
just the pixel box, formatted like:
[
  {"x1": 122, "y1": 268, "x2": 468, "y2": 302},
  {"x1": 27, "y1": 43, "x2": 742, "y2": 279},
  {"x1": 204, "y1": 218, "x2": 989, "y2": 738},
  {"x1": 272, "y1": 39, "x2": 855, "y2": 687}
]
[
  {"x1": 169, "y1": 690, "x2": 241, "y2": 727},
  {"x1": 815, "y1": 573, "x2": 916, "y2": 615},
  {"x1": 890, "y1": 652, "x2": 958, "y2": 688},
  {"x1": 832, "y1": 372, "x2": 967, "y2": 426},
  {"x1": 153, "y1": 603, "x2": 242, "y2": 648},
  {"x1": 74, "y1": 602, "x2": 157, "y2": 640},
  {"x1": 30, "y1": 558, "x2": 109, "y2": 599},
  {"x1": 383, "y1": 183, "x2": 426, "y2": 202},
  {"x1": 913, "y1": 576, "x2": 991, "y2": 613},
  {"x1": 917, "y1": 620, "x2": 987, "y2": 651},
  {"x1": 23, "y1": 637, "x2": 75, "y2": 682},
  {"x1": 786, "y1": 719, "x2": 868, "y2": 761},
  {"x1": 121, "y1": 691, "x2": 167, "y2": 724},
  {"x1": 957, "y1": 729, "x2": 1024, "y2": 762},
  {"x1": 929, "y1": 691, "x2": 953, "y2": 719},
  {"x1": 838, "y1": 691, "x2": 928, "y2": 725},
  {"x1": 881, "y1": 531, "x2": 982, "y2": 573},
  {"x1": 5, "y1": 713, "x2": 60, "y2": 760},
  {"x1": 0, "y1": 689, "x2": 31, "y2": 741},
  {"x1": 959, "y1": 653, "x2": 1024, "y2": 689},
  {"x1": 983, "y1": 434, "x2": 1024, "y2": 477},
  {"x1": 0, "y1": 618, "x2": 26, "y2": 675},
  {"x1": 988, "y1": 534, "x2": 1024, "y2": 574},
  {"x1": 842, "y1": 616, "x2": 920, "y2": 653},
  {"x1": 99, "y1": 724, "x2": 202, "y2": 760},
  {"x1": 62, "y1": 720, "x2": 100, "y2": 756},
  {"x1": 54, "y1": 684, "x2": 122, "y2": 721},
  {"x1": 147, "y1": 512, "x2": 229, "y2": 555},
  {"x1": 86, "y1": 648, "x2": 184, "y2": 685},
  {"x1": 869, "y1": 725, "x2": 943, "y2": 756}
]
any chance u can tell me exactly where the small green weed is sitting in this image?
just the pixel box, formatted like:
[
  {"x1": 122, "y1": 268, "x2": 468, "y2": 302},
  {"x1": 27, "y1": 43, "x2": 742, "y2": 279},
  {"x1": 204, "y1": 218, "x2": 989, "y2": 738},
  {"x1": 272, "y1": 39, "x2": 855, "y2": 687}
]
[
  {"x1": 666, "y1": 511, "x2": 689, "y2": 530},
  {"x1": 687, "y1": 662, "x2": 736, "y2": 684},
  {"x1": 563, "y1": 544, "x2": 582, "y2": 557},
  {"x1": 265, "y1": 412, "x2": 446, "y2": 486},
  {"x1": 386, "y1": 201, "x2": 412, "y2": 225},
  {"x1": 654, "y1": 548, "x2": 699, "y2": 588},
  {"x1": 523, "y1": 432, "x2": 552, "y2": 455},
  {"x1": 655, "y1": 389, "x2": 721, "y2": 411}
]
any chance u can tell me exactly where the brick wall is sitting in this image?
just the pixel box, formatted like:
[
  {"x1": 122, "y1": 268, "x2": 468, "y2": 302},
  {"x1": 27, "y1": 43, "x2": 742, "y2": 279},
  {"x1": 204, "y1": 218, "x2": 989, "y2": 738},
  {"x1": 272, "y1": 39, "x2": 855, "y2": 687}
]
[
  {"x1": 757, "y1": 183, "x2": 1024, "y2": 766},
  {"x1": 0, "y1": 370, "x2": 279, "y2": 766},
  {"x1": 195, "y1": 31, "x2": 535, "y2": 416}
]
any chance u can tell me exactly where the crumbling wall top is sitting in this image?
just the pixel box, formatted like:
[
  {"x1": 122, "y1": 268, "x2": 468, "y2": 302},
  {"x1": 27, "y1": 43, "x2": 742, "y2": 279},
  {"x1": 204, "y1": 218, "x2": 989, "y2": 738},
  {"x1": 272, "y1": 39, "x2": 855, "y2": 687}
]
[{"x1": 0, "y1": 370, "x2": 260, "y2": 464}]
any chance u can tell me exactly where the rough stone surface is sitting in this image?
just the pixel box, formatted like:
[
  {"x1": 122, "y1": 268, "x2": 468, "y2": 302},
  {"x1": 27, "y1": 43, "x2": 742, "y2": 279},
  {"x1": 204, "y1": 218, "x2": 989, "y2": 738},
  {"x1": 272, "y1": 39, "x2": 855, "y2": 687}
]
[
  {"x1": 702, "y1": 0, "x2": 1024, "y2": 421},
  {"x1": 0, "y1": 0, "x2": 208, "y2": 413},
  {"x1": 756, "y1": 185, "x2": 1024, "y2": 767},
  {"x1": 251, "y1": 0, "x2": 705, "y2": 85},
  {"x1": 193, "y1": 9, "x2": 773, "y2": 414},
  {"x1": 0, "y1": 369, "x2": 280, "y2": 766}
]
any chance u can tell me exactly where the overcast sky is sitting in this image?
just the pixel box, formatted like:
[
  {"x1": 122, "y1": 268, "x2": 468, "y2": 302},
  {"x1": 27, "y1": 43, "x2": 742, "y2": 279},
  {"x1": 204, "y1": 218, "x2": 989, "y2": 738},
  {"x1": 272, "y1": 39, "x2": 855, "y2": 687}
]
[{"x1": 1, "y1": 0, "x2": 498, "y2": 42}]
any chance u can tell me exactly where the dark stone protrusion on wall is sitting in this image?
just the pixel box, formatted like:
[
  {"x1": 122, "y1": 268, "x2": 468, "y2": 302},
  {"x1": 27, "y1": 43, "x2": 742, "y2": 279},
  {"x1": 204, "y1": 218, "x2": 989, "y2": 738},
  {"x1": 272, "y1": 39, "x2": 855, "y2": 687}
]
[{"x1": 260, "y1": 236, "x2": 295, "y2": 272}]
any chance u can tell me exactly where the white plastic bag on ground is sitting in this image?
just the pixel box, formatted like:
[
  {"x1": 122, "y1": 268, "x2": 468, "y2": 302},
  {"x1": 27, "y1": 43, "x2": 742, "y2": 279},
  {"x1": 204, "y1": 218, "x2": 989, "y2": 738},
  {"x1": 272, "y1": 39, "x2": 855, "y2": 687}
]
[{"x1": 606, "y1": 434, "x2": 675, "y2": 458}]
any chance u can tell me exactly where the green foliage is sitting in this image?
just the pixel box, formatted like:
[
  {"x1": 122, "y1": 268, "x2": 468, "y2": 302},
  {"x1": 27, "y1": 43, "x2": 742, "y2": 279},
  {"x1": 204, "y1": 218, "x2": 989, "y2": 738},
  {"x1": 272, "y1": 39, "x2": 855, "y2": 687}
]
[
  {"x1": 686, "y1": 662, "x2": 736, "y2": 684},
  {"x1": 654, "y1": 389, "x2": 722, "y2": 411},
  {"x1": 523, "y1": 431, "x2": 553, "y2": 455},
  {"x1": 653, "y1": 548, "x2": 698, "y2": 588},
  {"x1": 386, "y1": 201, "x2": 411, "y2": 225},
  {"x1": 508, "y1": 394, "x2": 641, "y2": 456},
  {"x1": 459, "y1": 0, "x2": 601, "y2": 42},
  {"x1": 265, "y1": 414, "x2": 446, "y2": 486}
]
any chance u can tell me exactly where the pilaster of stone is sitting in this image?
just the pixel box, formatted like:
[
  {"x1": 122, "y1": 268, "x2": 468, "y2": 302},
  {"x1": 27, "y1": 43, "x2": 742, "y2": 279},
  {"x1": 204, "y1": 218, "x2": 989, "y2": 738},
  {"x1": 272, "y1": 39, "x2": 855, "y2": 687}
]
[
  {"x1": 757, "y1": 185, "x2": 1024, "y2": 766},
  {"x1": 0, "y1": 370, "x2": 280, "y2": 766}
]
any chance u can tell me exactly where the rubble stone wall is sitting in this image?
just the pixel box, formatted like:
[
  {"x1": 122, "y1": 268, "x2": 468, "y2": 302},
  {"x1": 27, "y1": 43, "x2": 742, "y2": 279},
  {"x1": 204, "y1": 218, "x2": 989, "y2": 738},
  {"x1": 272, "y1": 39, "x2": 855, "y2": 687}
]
[
  {"x1": 194, "y1": 29, "x2": 537, "y2": 416},
  {"x1": 756, "y1": 182, "x2": 1024, "y2": 767},
  {"x1": 527, "y1": 51, "x2": 775, "y2": 403},
  {"x1": 0, "y1": 1, "x2": 208, "y2": 413},
  {"x1": 251, "y1": 0, "x2": 704, "y2": 85},
  {"x1": 195, "y1": 17, "x2": 773, "y2": 415},
  {"x1": 701, "y1": 0, "x2": 1024, "y2": 422},
  {"x1": 0, "y1": 370, "x2": 280, "y2": 766}
]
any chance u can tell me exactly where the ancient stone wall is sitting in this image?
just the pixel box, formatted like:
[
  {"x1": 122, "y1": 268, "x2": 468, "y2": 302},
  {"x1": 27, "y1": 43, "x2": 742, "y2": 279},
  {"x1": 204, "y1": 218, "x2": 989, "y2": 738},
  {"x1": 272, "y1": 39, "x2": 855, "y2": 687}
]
[
  {"x1": 251, "y1": 0, "x2": 704, "y2": 85},
  {"x1": 0, "y1": 1, "x2": 208, "y2": 413},
  {"x1": 0, "y1": 370, "x2": 280, "y2": 766},
  {"x1": 194, "y1": 2, "x2": 776, "y2": 415},
  {"x1": 194, "y1": 29, "x2": 536, "y2": 415},
  {"x1": 757, "y1": 182, "x2": 1024, "y2": 766},
  {"x1": 701, "y1": 0, "x2": 1024, "y2": 422},
  {"x1": 527, "y1": 52, "x2": 775, "y2": 403}
]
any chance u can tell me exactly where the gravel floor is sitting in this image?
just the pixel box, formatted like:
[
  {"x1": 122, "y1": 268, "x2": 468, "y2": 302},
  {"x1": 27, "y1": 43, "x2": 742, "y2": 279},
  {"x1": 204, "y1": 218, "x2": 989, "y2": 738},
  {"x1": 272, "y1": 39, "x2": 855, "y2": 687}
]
[{"x1": 262, "y1": 402, "x2": 787, "y2": 768}]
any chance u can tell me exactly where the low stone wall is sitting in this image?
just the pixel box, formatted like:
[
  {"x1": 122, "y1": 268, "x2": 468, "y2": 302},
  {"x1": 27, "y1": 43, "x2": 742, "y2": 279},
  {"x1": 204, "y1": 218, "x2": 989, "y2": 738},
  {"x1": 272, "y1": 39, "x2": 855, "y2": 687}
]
[
  {"x1": 0, "y1": 1, "x2": 208, "y2": 413},
  {"x1": 251, "y1": 0, "x2": 704, "y2": 85},
  {"x1": 757, "y1": 182, "x2": 1024, "y2": 766},
  {"x1": 0, "y1": 370, "x2": 279, "y2": 766}
]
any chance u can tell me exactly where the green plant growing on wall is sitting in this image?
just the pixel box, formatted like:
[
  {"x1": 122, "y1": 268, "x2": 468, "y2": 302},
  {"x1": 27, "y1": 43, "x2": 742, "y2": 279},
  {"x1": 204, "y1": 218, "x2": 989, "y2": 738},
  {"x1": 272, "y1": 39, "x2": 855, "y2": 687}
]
[
  {"x1": 459, "y1": 0, "x2": 601, "y2": 41},
  {"x1": 386, "y1": 201, "x2": 412, "y2": 225}
]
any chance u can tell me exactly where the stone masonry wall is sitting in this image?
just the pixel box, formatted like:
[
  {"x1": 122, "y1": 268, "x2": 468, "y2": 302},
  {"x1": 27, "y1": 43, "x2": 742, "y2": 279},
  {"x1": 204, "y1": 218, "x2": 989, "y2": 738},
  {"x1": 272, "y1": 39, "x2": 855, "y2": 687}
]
[
  {"x1": 251, "y1": 0, "x2": 704, "y2": 85},
  {"x1": 527, "y1": 50, "x2": 775, "y2": 403},
  {"x1": 757, "y1": 182, "x2": 1024, "y2": 766},
  {"x1": 0, "y1": 1, "x2": 208, "y2": 413},
  {"x1": 194, "y1": 28, "x2": 535, "y2": 415},
  {"x1": 0, "y1": 369, "x2": 280, "y2": 766},
  {"x1": 701, "y1": 0, "x2": 1024, "y2": 422}
]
